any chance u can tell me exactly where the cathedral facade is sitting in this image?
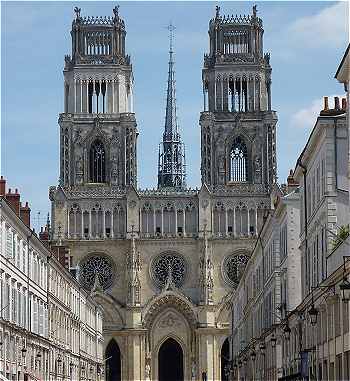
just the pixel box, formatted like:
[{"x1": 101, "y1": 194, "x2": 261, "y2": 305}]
[{"x1": 49, "y1": 5, "x2": 277, "y2": 381}]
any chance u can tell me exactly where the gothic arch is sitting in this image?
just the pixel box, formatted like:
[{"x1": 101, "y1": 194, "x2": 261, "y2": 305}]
[
  {"x1": 90, "y1": 292, "x2": 125, "y2": 329},
  {"x1": 142, "y1": 291, "x2": 197, "y2": 330},
  {"x1": 105, "y1": 338, "x2": 122, "y2": 381},
  {"x1": 89, "y1": 138, "x2": 106, "y2": 183}
]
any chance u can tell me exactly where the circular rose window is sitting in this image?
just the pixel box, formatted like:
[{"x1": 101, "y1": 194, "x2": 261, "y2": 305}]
[
  {"x1": 222, "y1": 253, "x2": 249, "y2": 288},
  {"x1": 151, "y1": 252, "x2": 187, "y2": 288},
  {"x1": 78, "y1": 254, "x2": 116, "y2": 291}
]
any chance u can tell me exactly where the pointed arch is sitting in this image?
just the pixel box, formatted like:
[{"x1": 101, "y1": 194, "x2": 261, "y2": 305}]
[
  {"x1": 221, "y1": 337, "x2": 230, "y2": 381},
  {"x1": 89, "y1": 139, "x2": 106, "y2": 183},
  {"x1": 158, "y1": 337, "x2": 184, "y2": 381},
  {"x1": 105, "y1": 339, "x2": 121, "y2": 381},
  {"x1": 229, "y1": 136, "x2": 248, "y2": 182}
]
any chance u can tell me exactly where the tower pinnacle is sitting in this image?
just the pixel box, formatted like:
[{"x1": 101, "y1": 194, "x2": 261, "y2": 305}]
[{"x1": 157, "y1": 24, "x2": 186, "y2": 190}]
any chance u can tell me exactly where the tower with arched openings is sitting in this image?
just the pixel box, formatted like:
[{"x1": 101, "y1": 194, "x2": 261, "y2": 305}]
[{"x1": 48, "y1": 5, "x2": 278, "y2": 381}]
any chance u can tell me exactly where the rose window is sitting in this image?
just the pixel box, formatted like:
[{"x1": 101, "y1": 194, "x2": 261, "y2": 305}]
[
  {"x1": 79, "y1": 255, "x2": 116, "y2": 291},
  {"x1": 223, "y1": 253, "x2": 249, "y2": 288},
  {"x1": 151, "y1": 253, "x2": 187, "y2": 288}
]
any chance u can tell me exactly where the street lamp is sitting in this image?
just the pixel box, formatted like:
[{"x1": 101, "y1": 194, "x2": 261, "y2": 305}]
[
  {"x1": 270, "y1": 334, "x2": 277, "y2": 348},
  {"x1": 259, "y1": 342, "x2": 266, "y2": 355},
  {"x1": 284, "y1": 323, "x2": 291, "y2": 341},
  {"x1": 340, "y1": 256, "x2": 350, "y2": 302},
  {"x1": 250, "y1": 350, "x2": 256, "y2": 361},
  {"x1": 308, "y1": 304, "x2": 318, "y2": 326}
]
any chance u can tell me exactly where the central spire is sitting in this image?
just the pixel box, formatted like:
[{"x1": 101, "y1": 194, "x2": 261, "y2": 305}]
[
  {"x1": 164, "y1": 23, "x2": 177, "y2": 138},
  {"x1": 157, "y1": 23, "x2": 186, "y2": 190}
]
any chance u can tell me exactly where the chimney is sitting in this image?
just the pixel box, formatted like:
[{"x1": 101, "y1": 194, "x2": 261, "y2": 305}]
[
  {"x1": 39, "y1": 225, "x2": 49, "y2": 242},
  {"x1": 0, "y1": 176, "x2": 6, "y2": 196},
  {"x1": 323, "y1": 96, "x2": 329, "y2": 111},
  {"x1": 342, "y1": 97, "x2": 347, "y2": 110},
  {"x1": 6, "y1": 188, "x2": 21, "y2": 216},
  {"x1": 20, "y1": 201, "x2": 31, "y2": 227},
  {"x1": 334, "y1": 96, "x2": 340, "y2": 110}
]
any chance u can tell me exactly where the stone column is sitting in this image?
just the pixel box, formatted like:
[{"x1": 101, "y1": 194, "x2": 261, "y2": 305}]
[
  {"x1": 233, "y1": 79, "x2": 236, "y2": 112},
  {"x1": 225, "y1": 209, "x2": 228, "y2": 236},
  {"x1": 183, "y1": 209, "x2": 186, "y2": 236},
  {"x1": 253, "y1": 77, "x2": 256, "y2": 111},
  {"x1": 67, "y1": 211, "x2": 70, "y2": 238},
  {"x1": 111, "y1": 210, "x2": 114, "y2": 238},
  {"x1": 81, "y1": 212, "x2": 84, "y2": 238},
  {"x1": 161, "y1": 208, "x2": 164, "y2": 235},
  {"x1": 74, "y1": 210, "x2": 77, "y2": 238},
  {"x1": 233, "y1": 208, "x2": 236, "y2": 237},
  {"x1": 102, "y1": 210, "x2": 106, "y2": 238},
  {"x1": 89, "y1": 210, "x2": 92, "y2": 239},
  {"x1": 112, "y1": 80, "x2": 115, "y2": 113},
  {"x1": 175, "y1": 208, "x2": 178, "y2": 235},
  {"x1": 246, "y1": 77, "x2": 250, "y2": 112},
  {"x1": 255, "y1": 208, "x2": 258, "y2": 236},
  {"x1": 247, "y1": 208, "x2": 250, "y2": 236},
  {"x1": 153, "y1": 209, "x2": 156, "y2": 235}
]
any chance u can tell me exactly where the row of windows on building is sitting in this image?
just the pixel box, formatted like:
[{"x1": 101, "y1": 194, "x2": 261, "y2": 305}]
[
  {"x1": 0, "y1": 275, "x2": 48, "y2": 337},
  {"x1": 0, "y1": 221, "x2": 48, "y2": 289}
]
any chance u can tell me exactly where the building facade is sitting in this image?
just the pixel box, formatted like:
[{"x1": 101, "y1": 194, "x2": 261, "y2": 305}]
[
  {"x1": 48, "y1": 5, "x2": 277, "y2": 381},
  {"x1": 0, "y1": 177, "x2": 103, "y2": 381},
  {"x1": 230, "y1": 88, "x2": 349, "y2": 380}
]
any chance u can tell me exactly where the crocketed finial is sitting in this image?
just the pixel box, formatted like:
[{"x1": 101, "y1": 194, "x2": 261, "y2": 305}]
[
  {"x1": 215, "y1": 5, "x2": 220, "y2": 19},
  {"x1": 113, "y1": 5, "x2": 120, "y2": 19},
  {"x1": 74, "y1": 7, "x2": 81, "y2": 19},
  {"x1": 252, "y1": 4, "x2": 257, "y2": 18}
]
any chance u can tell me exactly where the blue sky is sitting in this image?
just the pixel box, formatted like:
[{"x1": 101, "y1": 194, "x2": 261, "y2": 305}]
[{"x1": 1, "y1": 1, "x2": 348, "y2": 231}]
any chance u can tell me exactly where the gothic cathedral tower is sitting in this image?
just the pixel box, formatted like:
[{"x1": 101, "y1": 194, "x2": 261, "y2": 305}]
[
  {"x1": 59, "y1": 6, "x2": 137, "y2": 191},
  {"x1": 200, "y1": 6, "x2": 277, "y2": 192}
]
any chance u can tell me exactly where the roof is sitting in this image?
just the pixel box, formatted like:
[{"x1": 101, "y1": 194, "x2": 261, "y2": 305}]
[{"x1": 335, "y1": 44, "x2": 350, "y2": 82}]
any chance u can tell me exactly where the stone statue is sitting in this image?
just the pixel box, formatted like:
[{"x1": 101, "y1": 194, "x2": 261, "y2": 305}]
[
  {"x1": 110, "y1": 155, "x2": 119, "y2": 184},
  {"x1": 191, "y1": 361, "x2": 196, "y2": 379},
  {"x1": 254, "y1": 155, "x2": 262, "y2": 183},
  {"x1": 76, "y1": 155, "x2": 84, "y2": 184},
  {"x1": 145, "y1": 363, "x2": 151, "y2": 380},
  {"x1": 218, "y1": 155, "x2": 225, "y2": 185}
]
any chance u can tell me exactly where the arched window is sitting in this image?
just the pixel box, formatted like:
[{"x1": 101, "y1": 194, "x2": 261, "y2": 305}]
[
  {"x1": 90, "y1": 139, "x2": 106, "y2": 183},
  {"x1": 230, "y1": 137, "x2": 248, "y2": 182}
]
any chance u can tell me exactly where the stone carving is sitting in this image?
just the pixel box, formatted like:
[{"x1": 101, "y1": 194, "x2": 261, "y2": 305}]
[
  {"x1": 145, "y1": 363, "x2": 151, "y2": 380},
  {"x1": 199, "y1": 228, "x2": 214, "y2": 304},
  {"x1": 75, "y1": 155, "x2": 84, "y2": 185},
  {"x1": 151, "y1": 253, "x2": 187, "y2": 289},
  {"x1": 222, "y1": 254, "x2": 249, "y2": 289},
  {"x1": 159, "y1": 312, "x2": 180, "y2": 328},
  {"x1": 218, "y1": 155, "x2": 226, "y2": 185},
  {"x1": 254, "y1": 155, "x2": 262, "y2": 183},
  {"x1": 127, "y1": 231, "x2": 141, "y2": 306},
  {"x1": 78, "y1": 255, "x2": 116, "y2": 291},
  {"x1": 110, "y1": 155, "x2": 119, "y2": 185}
]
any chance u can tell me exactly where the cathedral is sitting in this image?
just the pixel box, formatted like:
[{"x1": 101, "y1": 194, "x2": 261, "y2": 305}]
[{"x1": 49, "y1": 5, "x2": 277, "y2": 381}]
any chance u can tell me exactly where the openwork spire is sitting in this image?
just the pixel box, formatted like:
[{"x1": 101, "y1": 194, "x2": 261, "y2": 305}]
[
  {"x1": 164, "y1": 23, "x2": 177, "y2": 137},
  {"x1": 157, "y1": 23, "x2": 186, "y2": 190}
]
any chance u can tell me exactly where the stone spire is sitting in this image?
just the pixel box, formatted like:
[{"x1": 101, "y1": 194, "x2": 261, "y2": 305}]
[{"x1": 157, "y1": 24, "x2": 186, "y2": 190}]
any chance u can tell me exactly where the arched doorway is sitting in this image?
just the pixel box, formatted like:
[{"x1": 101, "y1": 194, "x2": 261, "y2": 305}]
[
  {"x1": 221, "y1": 338, "x2": 230, "y2": 381},
  {"x1": 105, "y1": 339, "x2": 121, "y2": 381},
  {"x1": 158, "y1": 338, "x2": 184, "y2": 381}
]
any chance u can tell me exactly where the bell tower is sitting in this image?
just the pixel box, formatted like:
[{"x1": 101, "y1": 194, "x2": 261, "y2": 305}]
[
  {"x1": 200, "y1": 5, "x2": 277, "y2": 191},
  {"x1": 59, "y1": 6, "x2": 137, "y2": 189}
]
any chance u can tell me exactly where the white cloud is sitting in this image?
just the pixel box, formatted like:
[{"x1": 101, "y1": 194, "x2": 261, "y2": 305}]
[
  {"x1": 291, "y1": 94, "x2": 346, "y2": 129},
  {"x1": 286, "y1": 2, "x2": 348, "y2": 49}
]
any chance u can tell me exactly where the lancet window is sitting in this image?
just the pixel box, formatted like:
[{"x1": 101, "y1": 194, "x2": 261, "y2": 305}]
[
  {"x1": 90, "y1": 139, "x2": 106, "y2": 183},
  {"x1": 230, "y1": 137, "x2": 248, "y2": 182}
]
